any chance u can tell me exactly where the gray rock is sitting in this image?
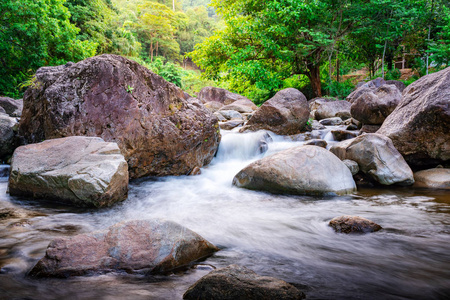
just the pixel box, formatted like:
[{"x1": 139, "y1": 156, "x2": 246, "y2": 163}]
[
  {"x1": 219, "y1": 120, "x2": 244, "y2": 130},
  {"x1": 311, "y1": 120, "x2": 326, "y2": 130},
  {"x1": 218, "y1": 110, "x2": 244, "y2": 120},
  {"x1": 330, "y1": 133, "x2": 414, "y2": 185},
  {"x1": 204, "y1": 101, "x2": 224, "y2": 112},
  {"x1": 213, "y1": 112, "x2": 227, "y2": 122},
  {"x1": 220, "y1": 103, "x2": 254, "y2": 113},
  {"x1": 183, "y1": 264, "x2": 305, "y2": 300},
  {"x1": 0, "y1": 164, "x2": 9, "y2": 177},
  {"x1": 315, "y1": 100, "x2": 352, "y2": 120},
  {"x1": 0, "y1": 97, "x2": 23, "y2": 117},
  {"x1": 319, "y1": 117, "x2": 343, "y2": 126},
  {"x1": 29, "y1": 219, "x2": 218, "y2": 277},
  {"x1": 351, "y1": 84, "x2": 402, "y2": 125},
  {"x1": 346, "y1": 77, "x2": 386, "y2": 103},
  {"x1": 343, "y1": 159, "x2": 359, "y2": 175},
  {"x1": 360, "y1": 125, "x2": 381, "y2": 134},
  {"x1": 304, "y1": 139, "x2": 327, "y2": 148},
  {"x1": 329, "y1": 215, "x2": 382, "y2": 234},
  {"x1": 0, "y1": 113, "x2": 19, "y2": 162},
  {"x1": 239, "y1": 88, "x2": 310, "y2": 135},
  {"x1": 413, "y1": 168, "x2": 450, "y2": 189},
  {"x1": 8, "y1": 136, "x2": 128, "y2": 207},
  {"x1": 198, "y1": 87, "x2": 250, "y2": 105},
  {"x1": 386, "y1": 80, "x2": 406, "y2": 93},
  {"x1": 377, "y1": 67, "x2": 450, "y2": 167},
  {"x1": 233, "y1": 145, "x2": 356, "y2": 196}
]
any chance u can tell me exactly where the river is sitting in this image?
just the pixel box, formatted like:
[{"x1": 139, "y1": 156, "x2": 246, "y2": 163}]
[{"x1": 1, "y1": 129, "x2": 449, "y2": 299}]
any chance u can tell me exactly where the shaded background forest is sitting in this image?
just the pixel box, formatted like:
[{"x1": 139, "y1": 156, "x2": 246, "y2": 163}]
[{"x1": 1, "y1": 0, "x2": 450, "y2": 102}]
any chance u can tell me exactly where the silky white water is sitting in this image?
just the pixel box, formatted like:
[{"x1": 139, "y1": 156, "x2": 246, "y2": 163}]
[{"x1": 1, "y1": 129, "x2": 449, "y2": 299}]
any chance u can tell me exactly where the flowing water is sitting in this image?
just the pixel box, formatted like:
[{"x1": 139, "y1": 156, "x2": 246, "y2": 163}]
[{"x1": 1, "y1": 129, "x2": 449, "y2": 300}]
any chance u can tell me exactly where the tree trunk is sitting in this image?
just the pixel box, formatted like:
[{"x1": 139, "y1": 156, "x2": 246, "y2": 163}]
[
  {"x1": 307, "y1": 64, "x2": 322, "y2": 97},
  {"x1": 150, "y1": 42, "x2": 154, "y2": 62},
  {"x1": 156, "y1": 40, "x2": 159, "y2": 57}
]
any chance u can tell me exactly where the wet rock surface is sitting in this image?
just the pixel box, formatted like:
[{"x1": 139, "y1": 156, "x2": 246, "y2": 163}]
[
  {"x1": 233, "y1": 145, "x2": 356, "y2": 196},
  {"x1": 29, "y1": 219, "x2": 219, "y2": 278},
  {"x1": 240, "y1": 88, "x2": 309, "y2": 135},
  {"x1": 19, "y1": 54, "x2": 220, "y2": 179},
  {"x1": 413, "y1": 168, "x2": 450, "y2": 190},
  {"x1": 329, "y1": 215, "x2": 382, "y2": 234},
  {"x1": 377, "y1": 67, "x2": 450, "y2": 167},
  {"x1": 8, "y1": 136, "x2": 128, "y2": 208},
  {"x1": 0, "y1": 113, "x2": 19, "y2": 162},
  {"x1": 183, "y1": 264, "x2": 305, "y2": 300},
  {"x1": 330, "y1": 133, "x2": 414, "y2": 186}
]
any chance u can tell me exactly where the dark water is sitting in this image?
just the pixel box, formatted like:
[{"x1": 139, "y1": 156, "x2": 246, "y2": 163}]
[{"x1": 1, "y1": 130, "x2": 449, "y2": 300}]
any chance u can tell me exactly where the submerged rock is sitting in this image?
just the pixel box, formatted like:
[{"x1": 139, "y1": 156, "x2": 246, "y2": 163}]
[
  {"x1": 240, "y1": 88, "x2": 310, "y2": 135},
  {"x1": 330, "y1": 133, "x2": 414, "y2": 186},
  {"x1": 8, "y1": 136, "x2": 128, "y2": 208},
  {"x1": 29, "y1": 219, "x2": 218, "y2": 278},
  {"x1": 377, "y1": 67, "x2": 450, "y2": 167},
  {"x1": 232, "y1": 145, "x2": 356, "y2": 196},
  {"x1": 413, "y1": 168, "x2": 450, "y2": 190},
  {"x1": 183, "y1": 264, "x2": 305, "y2": 300},
  {"x1": 329, "y1": 216, "x2": 382, "y2": 234},
  {"x1": 19, "y1": 54, "x2": 220, "y2": 179}
]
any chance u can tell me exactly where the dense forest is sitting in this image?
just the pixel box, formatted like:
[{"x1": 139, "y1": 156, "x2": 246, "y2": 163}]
[{"x1": 1, "y1": 0, "x2": 449, "y2": 102}]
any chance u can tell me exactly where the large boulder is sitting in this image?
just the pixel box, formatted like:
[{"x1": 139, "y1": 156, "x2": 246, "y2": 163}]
[
  {"x1": 329, "y1": 133, "x2": 414, "y2": 185},
  {"x1": 29, "y1": 219, "x2": 218, "y2": 277},
  {"x1": 0, "y1": 113, "x2": 19, "y2": 162},
  {"x1": 0, "y1": 97, "x2": 23, "y2": 117},
  {"x1": 183, "y1": 264, "x2": 305, "y2": 300},
  {"x1": 314, "y1": 100, "x2": 352, "y2": 120},
  {"x1": 351, "y1": 84, "x2": 402, "y2": 125},
  {"x1": 413, "y1": 168, "x2": 450, "y2": 190},
  {"x1": 239, "y1": 88, "x2": 310, "y2": 135},
  {"x1": 232, "y1": 145, "x2": 356, "y2": 196},
  {"x1": 198, "y1": 87, "x2": 251, "y2": 105},
  {"x1": 19, "y1": 54, "x2": 220, "y2": 179},
  {"x1": 346, "y1": 77, "x2": 386, "y2": 103},
  {"x1": 8, "y1": 136, "x2": 128, "y2": 207},
  {"x1": 386, "y1": 80, "x2": 406, "y2": 93},
  {"x1": 377, "y1": 67, "x2": 450, "y2": 167}
]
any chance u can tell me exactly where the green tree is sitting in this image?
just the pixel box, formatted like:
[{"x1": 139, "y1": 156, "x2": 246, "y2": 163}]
[
  {"x1": 0, "y1": 0, "x2": 96, "y2": 97},
  {"x1": 190, "y1": 0, "x2": 367, "y2": 98}
]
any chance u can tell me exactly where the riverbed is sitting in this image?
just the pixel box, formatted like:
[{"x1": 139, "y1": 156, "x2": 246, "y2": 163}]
[{"x1": 1, "y1": 129, "x2": 449, "y2": 299}]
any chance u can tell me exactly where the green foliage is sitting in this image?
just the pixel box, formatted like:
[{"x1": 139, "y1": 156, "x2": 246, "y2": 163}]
[
  {"x1": 0, "y1": 0, "x2": 97, "y2": 97},
  {"x1": 126, "y1": 85, "x2": 134, "y2": 93},
  {"x1": 323, "y1": 80, "x2": 355, "y2": 100},
  {"x1": 385, "y1": 68, "x2": 401, "y2": 80}
]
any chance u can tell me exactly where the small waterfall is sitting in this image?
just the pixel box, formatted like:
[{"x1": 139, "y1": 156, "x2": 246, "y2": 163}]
[{"x1": 215, "y1": 130, "x2": 273, "y2": 162}]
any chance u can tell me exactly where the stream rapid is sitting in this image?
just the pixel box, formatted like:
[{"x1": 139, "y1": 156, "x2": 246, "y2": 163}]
[{"x1": 1, "y1": 128, "x2": 449, "y2": 300}]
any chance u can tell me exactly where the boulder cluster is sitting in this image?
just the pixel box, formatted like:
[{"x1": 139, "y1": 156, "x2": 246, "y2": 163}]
[{"x1": 0, "y1": 54, "x2": 448, "y2": 298}]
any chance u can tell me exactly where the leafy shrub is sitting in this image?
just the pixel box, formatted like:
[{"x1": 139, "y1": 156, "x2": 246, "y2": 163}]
[
  {"x1": 385, "y1": 68, "x2": 401, "y2": 80},
  {"x1": 323, "y1": 79, "x2": 355, "y2": 100}
]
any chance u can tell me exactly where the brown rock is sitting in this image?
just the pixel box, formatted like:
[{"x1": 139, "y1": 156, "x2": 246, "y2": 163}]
[
  {"x1": 385, "y1": 80, "x2": 406, "y2": 93},
  {"x1": 360, "y1": 125, "x2": 381, "y2": 134},
  {"x1": 19, "y1": 55, "x2": 220, "y2": 179},
  {"x1": 329, "y1": 215, "x2": 382, "y2": 234},
  {"x1": 220, "y1": 103, "x2": 254, "y2": 113},
  {"x1": 198, "y1": 87, "x2": 251, "y2": 105},
  {"x1": 29, "y1": 219, "x2": 218, "y2": 277},
  {"x1": 204, "y1": 101, "x2": 224, "y2": 112},
  {"x1": 219, "y1": 120, "x2": 244, "y2": 130},
  {"x1": 240, "y1": 88, "x2": 310, "y2": 135},
  {"x1": 413, "y1": 168, "x2": 450, "y2": 189},
  {"x1": 331, "y1": 130, "x2": 358, "y2": 141},
  {"x1": 377, "y1": 67, "x2": 450, "y2": 167},
  {"x1": 0, "y1": 113, "x2": 19, "y2": 162},
  {"x1": 189, "y1": 166, "x2": 202, "y2": 176},
  {"x1": 183, "y1": 264, "x2": 305, "y2": 300},
  {"x1": 351, "y1": 84, "x2": 402, "y2": 125},
  {"x1": 304, "y1": 139, "x2": 327, "y2": 148}
]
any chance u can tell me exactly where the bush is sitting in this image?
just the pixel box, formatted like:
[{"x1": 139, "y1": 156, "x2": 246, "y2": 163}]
[
  {"x1": 385, "y1": 68, "x2": 401, "y2": 80},
  {"x1": 323, "y1": 79, "x2": 355, "y2": 100}
]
